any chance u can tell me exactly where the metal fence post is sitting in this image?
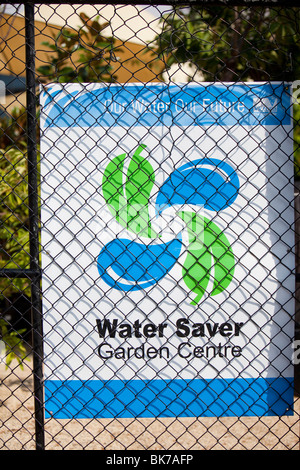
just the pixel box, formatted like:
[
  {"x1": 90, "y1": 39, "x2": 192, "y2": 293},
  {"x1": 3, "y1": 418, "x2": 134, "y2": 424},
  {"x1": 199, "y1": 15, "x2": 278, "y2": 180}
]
[{"x1": 25, "y1": 2, "x2": 45, "y2": 451}]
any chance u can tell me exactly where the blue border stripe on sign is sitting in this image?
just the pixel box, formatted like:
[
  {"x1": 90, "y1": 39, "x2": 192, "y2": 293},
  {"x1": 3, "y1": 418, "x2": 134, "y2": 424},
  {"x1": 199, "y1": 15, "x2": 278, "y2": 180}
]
[
  {"x1": 41, "y1": 83, "x2": 292, "y2": 129},
  {"x1": 44, "y1": 377, "x2": 294, "y2": 419}
]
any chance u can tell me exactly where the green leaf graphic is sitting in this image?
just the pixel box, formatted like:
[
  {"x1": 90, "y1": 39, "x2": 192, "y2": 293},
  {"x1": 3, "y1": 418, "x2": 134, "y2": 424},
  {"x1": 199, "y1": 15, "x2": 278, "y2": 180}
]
[
  {"x1": 125, "y1": 145, "x2": 154, "y2": 207},
  {"x1": 178, "y1": 212, "x2": 211, "y2": 304},
  {"x1": 125, "y1": 145, "x2": 156, "y2": 238},
  {"x1": 102, "y1": 145, "x2": 157, "y2": 238},
  {"x1": 102, "y1": 152, "x2": 127, "y2": 222},
  {"x1": 204, "y1": 217, "x2": 235, "y2": 296},
  {"x1": 179, "y1": 211, "x2": 235, "y2": 305}
]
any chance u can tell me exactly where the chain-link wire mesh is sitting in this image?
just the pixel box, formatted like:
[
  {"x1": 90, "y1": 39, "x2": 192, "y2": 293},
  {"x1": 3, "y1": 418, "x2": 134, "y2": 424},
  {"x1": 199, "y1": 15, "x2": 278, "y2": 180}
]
[{"x1": 0, "y1": 1, "x2": 300, "y2": 451}]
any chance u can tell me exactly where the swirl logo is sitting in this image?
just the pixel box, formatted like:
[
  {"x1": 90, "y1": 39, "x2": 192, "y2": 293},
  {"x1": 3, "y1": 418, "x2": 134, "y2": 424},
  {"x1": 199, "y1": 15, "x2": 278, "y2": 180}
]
[{"x1": 97, "y1": 145, "x2": 239, "y2": 305}]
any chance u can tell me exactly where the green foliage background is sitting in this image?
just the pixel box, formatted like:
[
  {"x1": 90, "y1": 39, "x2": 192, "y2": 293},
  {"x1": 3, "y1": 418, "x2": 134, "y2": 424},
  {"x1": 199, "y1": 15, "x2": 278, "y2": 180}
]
[
  {"x1": 0, "y1": 13, "x2": 121, "y2": 366},
  {"x1": 152, "y1": 6, "x2": 300, "y2": 82}
]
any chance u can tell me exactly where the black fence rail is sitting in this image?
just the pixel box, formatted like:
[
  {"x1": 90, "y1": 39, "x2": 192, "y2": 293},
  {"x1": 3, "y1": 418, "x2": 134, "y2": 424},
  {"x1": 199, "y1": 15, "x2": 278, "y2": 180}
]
[{"x1": 0, "y1": 1, "x2": 300, "y2": 451}]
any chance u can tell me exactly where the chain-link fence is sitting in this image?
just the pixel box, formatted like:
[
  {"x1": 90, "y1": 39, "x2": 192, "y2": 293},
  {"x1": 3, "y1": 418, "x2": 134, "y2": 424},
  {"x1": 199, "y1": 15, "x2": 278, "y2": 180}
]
[{"x1": 0, "y1": 1, "x2": 300, "y2": 451}]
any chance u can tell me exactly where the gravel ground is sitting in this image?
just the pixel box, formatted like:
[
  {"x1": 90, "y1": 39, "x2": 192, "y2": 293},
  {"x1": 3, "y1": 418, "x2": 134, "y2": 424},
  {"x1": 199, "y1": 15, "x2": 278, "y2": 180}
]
[{"x1": 1, "y1": 359, "x2": 299, "y2": 450}]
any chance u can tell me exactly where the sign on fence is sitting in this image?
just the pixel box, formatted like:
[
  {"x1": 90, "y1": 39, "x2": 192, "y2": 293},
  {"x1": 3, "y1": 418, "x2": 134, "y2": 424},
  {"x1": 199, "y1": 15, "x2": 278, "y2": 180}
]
[{"x1": 40, "y1": 82, "x2": 294, "y2": 418}]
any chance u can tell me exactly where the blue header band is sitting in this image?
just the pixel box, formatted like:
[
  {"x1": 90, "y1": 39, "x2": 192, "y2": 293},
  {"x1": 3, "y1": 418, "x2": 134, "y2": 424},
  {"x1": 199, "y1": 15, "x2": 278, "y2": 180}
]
[{"x1": 41, "y1": 82, "x2": 291, "y2": 129}]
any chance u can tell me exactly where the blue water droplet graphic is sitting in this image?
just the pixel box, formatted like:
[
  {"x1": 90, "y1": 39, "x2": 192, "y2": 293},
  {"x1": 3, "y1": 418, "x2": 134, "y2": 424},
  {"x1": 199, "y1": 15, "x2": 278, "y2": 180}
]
[
  {"x1": 97, "y1": 237, "x2": 182, "y2": 291},
  {"x1": 156, "y1": 158, "x2": 240, "y2": 213}
]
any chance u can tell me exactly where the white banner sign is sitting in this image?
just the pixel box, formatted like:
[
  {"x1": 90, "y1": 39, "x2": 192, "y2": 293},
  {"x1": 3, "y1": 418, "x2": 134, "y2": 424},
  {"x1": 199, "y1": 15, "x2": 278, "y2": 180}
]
[{"x1": 40, "y1": 82, "x2": 294, "y2": 418}]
